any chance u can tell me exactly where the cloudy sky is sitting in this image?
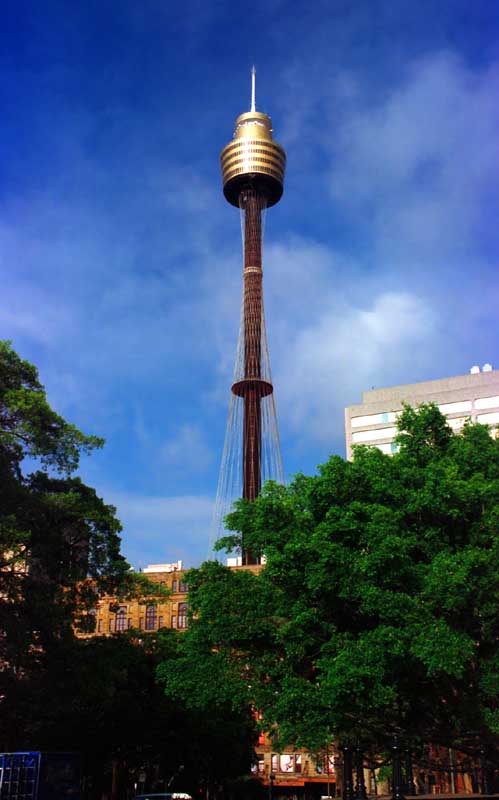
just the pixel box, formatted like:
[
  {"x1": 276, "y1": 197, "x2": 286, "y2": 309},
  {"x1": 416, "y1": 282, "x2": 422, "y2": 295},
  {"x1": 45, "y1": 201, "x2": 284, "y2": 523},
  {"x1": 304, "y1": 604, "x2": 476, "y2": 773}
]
[{"x1": 2, "y1": 0, "x2": 498, "y2": 567}]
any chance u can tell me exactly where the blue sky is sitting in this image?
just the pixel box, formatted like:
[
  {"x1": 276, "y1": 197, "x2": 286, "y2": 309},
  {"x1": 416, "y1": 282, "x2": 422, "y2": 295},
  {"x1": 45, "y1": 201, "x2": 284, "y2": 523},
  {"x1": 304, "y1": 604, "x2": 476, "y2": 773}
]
[{"x1": 2, "y1": 0, "x2": 498, "y2": 568}]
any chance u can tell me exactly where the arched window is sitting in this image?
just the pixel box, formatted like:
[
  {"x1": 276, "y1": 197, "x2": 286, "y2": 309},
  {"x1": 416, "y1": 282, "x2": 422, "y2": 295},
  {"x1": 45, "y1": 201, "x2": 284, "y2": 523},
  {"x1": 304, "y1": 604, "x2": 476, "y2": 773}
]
[
  {"x1": 145, "y1": 605, "x2": 157, "y2": 631},
  {"x1": 115, "y1": 606, "x2": 127, "y2": 632},
  {"x1": 178, "y1": 602, "x2": 188, "y2": 629}
]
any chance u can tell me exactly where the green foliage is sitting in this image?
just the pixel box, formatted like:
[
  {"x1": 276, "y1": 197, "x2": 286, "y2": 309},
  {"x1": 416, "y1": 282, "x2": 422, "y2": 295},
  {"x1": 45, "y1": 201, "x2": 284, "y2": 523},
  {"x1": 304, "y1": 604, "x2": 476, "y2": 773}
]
[
  {"x1": 0, "y1": 342, "x2": 252, "y2": 795},
  {"x1": 0, "y1": 340, "x2": 103, "y2": 475},
  {"x1": 1, "y1": 629, "x2": 242, "y2": 797},
  {"x1": 0, "y1": 341, "x2": 158, "y2": 746},
  {"x1": 166, "y1": 404, "x2": 499, "y2": 753}
]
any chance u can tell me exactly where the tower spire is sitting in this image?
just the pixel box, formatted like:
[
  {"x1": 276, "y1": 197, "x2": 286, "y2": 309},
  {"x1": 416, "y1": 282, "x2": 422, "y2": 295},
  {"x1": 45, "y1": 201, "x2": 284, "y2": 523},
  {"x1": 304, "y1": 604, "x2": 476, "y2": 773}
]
[{"x1": 251, "y1": 65, "x2": 256, "y2": 112}]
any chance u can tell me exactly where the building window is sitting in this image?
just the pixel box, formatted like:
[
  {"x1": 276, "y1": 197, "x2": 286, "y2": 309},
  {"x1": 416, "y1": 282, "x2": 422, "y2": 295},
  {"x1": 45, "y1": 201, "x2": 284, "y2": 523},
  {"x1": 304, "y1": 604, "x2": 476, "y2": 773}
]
[
  {"x1": 115, "y1": 606, "x2": 127, "y2": 632},
  {"x1": 139, "y1": 617, "x2": 144, "y2": 629},
  {"x1": 179, "y1": 580, "x2": 187, "y2": 593},
  {"x1": 351, "y1": 411, "x2": 397, "y2": 428},
  {"x1": 178, "y1": 603, "x2": 188, "y2": 629},
  {"x1": 172, "y1": 579, "x2": 177, "y2": 593},
  {"x1": 438, "y1": 400, "x2": 472, "y2": 414},
  {"x1": 108, "y1": 619, "x2": 114, "y2": 633},
  {"x1": 279, "y1": 755, "x2": 294, "y2": 773},
  {"x1": 271, "y1": 755, "x2": 278, "y2": 773},
  {"x1": 475, "y1": 395, "x2": 499, "y2": 410},
  {"x1": 324, "y1": 755, "x2": 335, "y2": 774},
  {"x1": 257, "y1": 755, "x2": 265, "y2": 774},
  {"x1": 145, "y1": 605, "x2": 157, "y2": 631},
  {"x1": 159, "y1": 616, "x2": 164, "y2": 628},
  {"x1": 477, "y1": 411, "x2": 499, "y2": 425},
  {"x1": 277, "y1": 755, "x2": 302, "y2": 773},
  {"x1": 171, "y1": 614, "x2": 177, "y2": 628},
  {"x1": 352, "y1": 426, "x2": 398, "y2": 444},
  {"x1": 97, "y1": 619, "x2": 103, "y2": 633},
  {"x1": 128, "y1": 617, "x2": 133, "y2": 629},
  {"x1": 390, "y1": 442, "x2": 399, "y2": 454}
]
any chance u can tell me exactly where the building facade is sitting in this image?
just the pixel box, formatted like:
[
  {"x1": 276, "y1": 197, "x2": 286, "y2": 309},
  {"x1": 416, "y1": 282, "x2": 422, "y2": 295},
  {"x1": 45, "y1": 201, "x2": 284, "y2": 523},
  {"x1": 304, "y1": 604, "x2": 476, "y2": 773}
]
[
  {"x1": 345, "y1": 365, "x2": 499, "y2": 460},
  {"x1": 252, "y1": 745, "x2": 338, "y2": 800},
  {"x1": 88, "y1": 561, "x2": 188, "y2": 636}
]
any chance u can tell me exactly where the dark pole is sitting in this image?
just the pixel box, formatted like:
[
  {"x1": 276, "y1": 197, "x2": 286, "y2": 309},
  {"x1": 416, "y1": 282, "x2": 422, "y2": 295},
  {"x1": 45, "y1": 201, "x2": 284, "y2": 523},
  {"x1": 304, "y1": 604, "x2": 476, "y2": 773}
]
[
  {"x1": 342, "y1": 746, "x2": 354, "y2": 800},
  {"x1": 479, "y1": 749, "x2": 490, "y2": 795},
  {"x1": 354, "y1": 748, "x2": 367, "y2": 800},
  {"x1": 391, "y1": 738, "x2": 406, "y2": 800}
]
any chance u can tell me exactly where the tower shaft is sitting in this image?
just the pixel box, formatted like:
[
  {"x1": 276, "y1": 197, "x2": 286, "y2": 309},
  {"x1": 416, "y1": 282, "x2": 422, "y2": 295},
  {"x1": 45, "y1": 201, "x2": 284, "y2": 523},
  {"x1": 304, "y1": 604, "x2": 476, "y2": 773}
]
[{"x1": 242, "y1": 190, "x2": 264, "y2": 503}]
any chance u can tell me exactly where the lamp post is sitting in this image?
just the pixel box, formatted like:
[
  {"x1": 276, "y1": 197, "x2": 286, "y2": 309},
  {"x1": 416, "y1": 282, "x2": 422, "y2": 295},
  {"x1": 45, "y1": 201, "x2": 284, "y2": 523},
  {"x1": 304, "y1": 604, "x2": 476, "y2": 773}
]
[
  {"x1": 391, "y1": 738, "x2": 406, "y2": 800},
  {"x1": 342, "y1": 745, "x2": 354, "y2": 800},
  {"x1": 268, "y1": 772, "x2": 275, "y2": 800}
]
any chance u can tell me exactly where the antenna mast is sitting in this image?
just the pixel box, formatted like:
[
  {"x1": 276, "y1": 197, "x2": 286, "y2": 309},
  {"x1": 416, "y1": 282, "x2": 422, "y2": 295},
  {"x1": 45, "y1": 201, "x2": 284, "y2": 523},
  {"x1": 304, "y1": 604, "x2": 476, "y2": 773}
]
[{"x1": 251, "y1": 65, "x2": 256, "y2": 112}]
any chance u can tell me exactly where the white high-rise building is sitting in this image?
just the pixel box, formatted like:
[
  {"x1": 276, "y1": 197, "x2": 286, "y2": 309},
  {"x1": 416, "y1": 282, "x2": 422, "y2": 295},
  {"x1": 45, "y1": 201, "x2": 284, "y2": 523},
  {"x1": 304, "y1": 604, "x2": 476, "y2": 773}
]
[{"x1": 345, "y1": 365, "x2": 499, "y2": 460}]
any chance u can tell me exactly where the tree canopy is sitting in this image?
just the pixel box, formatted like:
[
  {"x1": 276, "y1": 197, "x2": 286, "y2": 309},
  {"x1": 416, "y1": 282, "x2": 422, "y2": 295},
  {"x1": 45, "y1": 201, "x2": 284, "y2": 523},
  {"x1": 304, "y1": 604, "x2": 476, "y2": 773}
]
[
  {"x1": 0, "y1": 341, "x2": 259, "y2": 797},
  {"x1": 0, "y1": 341, "x2": 144, "y2": 744},
  {"x1": 2, "y1": 626, "x2": 257, "y2": 798},
  {"x1": 161, "y1": 405, "x2": 499, "y2": 755}
]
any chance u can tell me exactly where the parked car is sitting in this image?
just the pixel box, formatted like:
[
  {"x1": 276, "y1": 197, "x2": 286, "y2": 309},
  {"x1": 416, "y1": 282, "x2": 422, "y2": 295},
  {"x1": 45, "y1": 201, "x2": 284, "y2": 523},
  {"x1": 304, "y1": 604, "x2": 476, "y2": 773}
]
[
  {"x1": 136, "y1": 794, "x2": 192, "y2": 800},
  {"x1": 135, "y1": 795, "x2": 172, "y2": 800}
]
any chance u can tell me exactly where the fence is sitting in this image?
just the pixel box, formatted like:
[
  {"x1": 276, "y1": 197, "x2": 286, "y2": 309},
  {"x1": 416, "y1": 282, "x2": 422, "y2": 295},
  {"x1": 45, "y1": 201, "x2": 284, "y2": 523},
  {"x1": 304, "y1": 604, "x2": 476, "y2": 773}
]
[{"x1": 340, "y1": 740, "x2": 498, "y2": 800}]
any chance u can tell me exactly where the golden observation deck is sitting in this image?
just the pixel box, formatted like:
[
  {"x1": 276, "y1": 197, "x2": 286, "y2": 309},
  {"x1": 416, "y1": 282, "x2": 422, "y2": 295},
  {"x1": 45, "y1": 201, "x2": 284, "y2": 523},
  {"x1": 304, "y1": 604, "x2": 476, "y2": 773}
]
[{"x1": 220, "y1": 69, "x2": 286, "y2": 207}]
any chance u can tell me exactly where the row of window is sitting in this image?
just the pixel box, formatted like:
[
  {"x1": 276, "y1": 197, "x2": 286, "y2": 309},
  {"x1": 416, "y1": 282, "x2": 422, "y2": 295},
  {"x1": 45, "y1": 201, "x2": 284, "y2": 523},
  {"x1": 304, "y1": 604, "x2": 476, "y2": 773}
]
[
  {"x1": 354, "y1": 412, "x2": 499, "y2": 445},
  {"x1": 253, "y1": 754, "x2": 335, "y2": 776},
  {"x1": 352, "y1": 425, "x2": 398, "y2": 444},
  {"x1": 224, "y1": 156, "x2": 284, "y2": 176},
  {"x1": 224, "y1": 164, "x2": 283, "y2": 183},
  {"x1": 351, "y1": 395, "x2": 499, "y2": 429},
  {"x1": 146, "y1": 579, "x2": 187, "y2": 593},
  {"x1": 224, "y1": 164, "x2": 284, "y2": 185},
  {"x1": 222, "y1": 147, "x2": 286, "y2": 169},
  {"x1": 374, "y1": 442, "x2": 400, "y2": 455},
  {"x1": 96, "y1": 603, "x2": 188, "y2": 633},
  {"x1": 222, "y1": 139, "x2": 286, "y2": 157}
]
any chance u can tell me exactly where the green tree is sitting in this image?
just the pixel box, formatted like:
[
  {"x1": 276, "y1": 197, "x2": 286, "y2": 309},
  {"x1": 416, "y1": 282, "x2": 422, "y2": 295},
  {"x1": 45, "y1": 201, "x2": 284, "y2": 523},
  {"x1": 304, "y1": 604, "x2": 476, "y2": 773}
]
[
  {"x1": 2, "y1": 629, "x2": 181, "y2": 798},
  {"x1": 157, "y1": 587, "x2": 261, "y2": 791},
  {"x1": 3, "y1": 625, "x2": 258, "y2": 798},
  {"x1": 164, "y1": 406, "x2": 499, "y2": 755},
  {"x1": 0, "y1": 342, "x2": 251, "y2": 797},
  {"x1": 0, "y1": 341, "x2": 148, "y2": 746}
]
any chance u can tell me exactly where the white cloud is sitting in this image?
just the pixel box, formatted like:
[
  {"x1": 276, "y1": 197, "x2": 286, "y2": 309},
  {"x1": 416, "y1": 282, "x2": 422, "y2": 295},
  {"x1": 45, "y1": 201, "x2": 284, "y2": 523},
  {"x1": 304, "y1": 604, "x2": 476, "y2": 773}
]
[
  {"x1": 160, "y1": 423, "x2": 213, "y2": 472},
  {"x1": 330, "y1": 52, "x2": 499, "y2": 262},
  {"x1": 274, "y1": 288, "x2": 436, "y2": 444}
]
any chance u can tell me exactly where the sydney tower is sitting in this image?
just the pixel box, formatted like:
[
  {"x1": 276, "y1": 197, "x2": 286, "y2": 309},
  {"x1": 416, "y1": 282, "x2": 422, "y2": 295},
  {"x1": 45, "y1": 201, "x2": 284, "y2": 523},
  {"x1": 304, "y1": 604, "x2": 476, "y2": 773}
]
[{"x1": 213, "y1": 70, "x2": 286, "y2": 565}]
